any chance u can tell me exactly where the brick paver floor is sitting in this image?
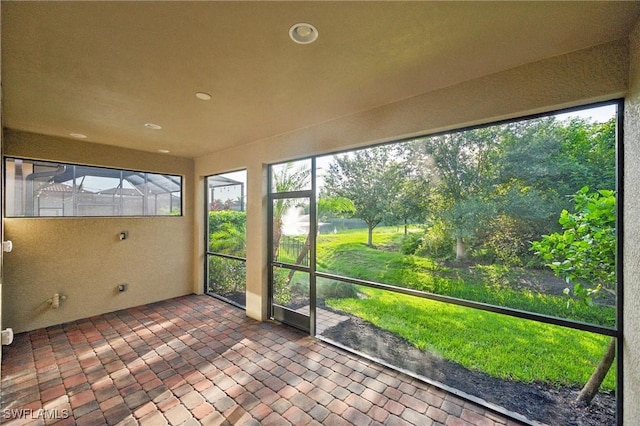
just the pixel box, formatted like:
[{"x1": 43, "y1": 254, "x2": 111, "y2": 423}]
[{"x1": 1, "y1": 295, "x2": 525, "y2": 425}]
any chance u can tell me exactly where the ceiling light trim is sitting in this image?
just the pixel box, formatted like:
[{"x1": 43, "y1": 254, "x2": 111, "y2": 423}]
[
  {"x1": 144, "y1": 123, "x2": 162, "y2": 130},
  {"x1": 289, "y1": 23, "x2": 318, "y2": 44},
  {"x1": 196, "y1": 92, "x2": 212, "y2": 101}
]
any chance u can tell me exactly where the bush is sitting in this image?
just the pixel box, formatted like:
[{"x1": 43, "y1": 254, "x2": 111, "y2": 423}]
[
  {"x1": 272, "y1": 268, "x2": 292, "y2": 306},
  {"x1": 401, "y1": 232, "x2": 423, "y2": 255},
  {"x1": 471, "y1": 214, "x2": 544, "y2": 267},
  {"x1": 317, "y1": 280, "x2": 359, "y2": 299},
  {"x1": 208, "y1": 256, "x2": 246, "y2": 295},
  {"x1": 208, "y1": 210, "x2": 246, "y2": 256},
  {"x1": 209, "y1": 210, "x2": 246, "y2": 230},
  {"x1": 415, "y1": 221, "x2": 455, "y2": 260}
]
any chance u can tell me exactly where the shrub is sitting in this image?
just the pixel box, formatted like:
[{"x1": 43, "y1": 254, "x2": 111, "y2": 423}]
[
  {"x1": 415, "y1": 221, "x2": 455, "y2": 260},
  {"x1": 272, "y1": 269, "x2": 293, "y2": 306},
  {"x1": 209, "y1": 210, "x2": 246, "y2": 230},
  {"x1": 208, "y1": 256, "x2": 246, "y2": 295},
  {"x1": 401, "y1": 232, "x2": 423, "y2": 255},
  {"x1": 208, "y1": 210, "x2": 246, "y2": 256},
  {"x1": 317, "y1": 280, "x2": 359, "y2": 299}
]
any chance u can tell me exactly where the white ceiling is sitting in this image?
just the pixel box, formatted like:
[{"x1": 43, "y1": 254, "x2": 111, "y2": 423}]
[{"x1": 2, "y1": 1, "x2": 640, "y2": 158}]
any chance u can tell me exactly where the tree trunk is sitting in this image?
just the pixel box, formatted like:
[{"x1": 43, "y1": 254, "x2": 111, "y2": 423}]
[
  {"x1": 272, "y1": 218, "x2": 283, "y2": 260},
  {"x1": 576, "y1": 337, "x2": 616, "y2": 406},
  {"x1": 455, "y1": 236, "x2": 467, "y2": 261},
  {"x1": 367, "y1": 226, "x2": 374, "y2": 247}
]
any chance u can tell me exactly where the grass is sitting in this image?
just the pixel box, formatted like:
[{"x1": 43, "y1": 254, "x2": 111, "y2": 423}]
[
  {"x1": 327, "y1": 286, "x2": 616, "y2": 390},
  {"x1": 312, "y1": 226, "x2": 617, "y2": 391},
  {"x1": 316, "y1": 227, "x2": 615, "y2": 327}
]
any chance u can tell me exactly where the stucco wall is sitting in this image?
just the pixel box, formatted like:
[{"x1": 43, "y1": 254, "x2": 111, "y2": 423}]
[
  {"x1": 195, "y1": 39, "x2": 629, "y2": 322},
  {"x1": 2, "y1": 130, "x2": 195, "y2": 333},
  {"x1": 623, "y1": 19, "x2": 640, "y2": 425}
]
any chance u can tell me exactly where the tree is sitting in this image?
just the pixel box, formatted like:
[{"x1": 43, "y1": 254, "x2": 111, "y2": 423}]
[
  {"x1": 498, "y1": 117, "x2": 615, "y2": 211},
  {"x1": 415, "y1": 127, "x2": 500, "y2": 260},
  {"x1": 555, "y1": 117, "x2": 616, "y2": 194},
  {"x1": 318, "y1": 196, "x2": 357, "y2": 223},
  {"x1": 481, "y1": 116, "x2": 616, "y2": 265},
  {"x1": 390, "y1": 175, "x2": 429, "y2": 235},
  {"x1": 531, "y1": 187, "x2": 616, "y2": 405},
  {"x1": 323, "y1": 146, "x2": 404, "y2": 246},
  {"x1": 390, "y1": 144, "x2": 431, "y2": 235}
]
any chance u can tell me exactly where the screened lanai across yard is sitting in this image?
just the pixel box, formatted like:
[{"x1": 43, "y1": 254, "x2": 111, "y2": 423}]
[{"x1": 5, "y1": 158, "x2": 182, "y2": 217}]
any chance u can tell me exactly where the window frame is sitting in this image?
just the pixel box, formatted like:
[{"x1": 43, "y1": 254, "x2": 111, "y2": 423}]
[
  {"x1": 204, "y1": 169, "x2": 248, "y2": 309},
  {"x1": 267, "y1": 99, "x2": 624, "y2": 424},
  {"x1": 3, "y1": 157, "x2": 183, "y2": 218}
]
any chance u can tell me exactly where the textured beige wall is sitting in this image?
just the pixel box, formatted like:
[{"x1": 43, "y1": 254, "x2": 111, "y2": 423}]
[
  {"x1": 195, "y1": 40, "x2": 629, "y2": 321},
  {"x1": 624, "y1": 19, "x2": 640, "y2": 426},
  {"x1": 2, "y1": 130, "x2": 195, "y2": 333}
]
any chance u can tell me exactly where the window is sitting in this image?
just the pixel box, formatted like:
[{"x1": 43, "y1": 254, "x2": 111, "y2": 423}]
[
  {"x1": 205, "y1": 170, "x2": 247, "y2": 308},
  {"x1": 4, "y1": 159, "x2": 182, "y2": 217},
  {"x1": 269, "y1": 101, "x2": 621, "y2": 426}
]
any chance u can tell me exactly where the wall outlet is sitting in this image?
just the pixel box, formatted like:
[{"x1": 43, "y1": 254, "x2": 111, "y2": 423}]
[
  {"x1": 119, "y1": 231, "x2": 128, "y2": 240},
  {"x1": 118, "y1": 283, "x2": 128, "y2": 292}
]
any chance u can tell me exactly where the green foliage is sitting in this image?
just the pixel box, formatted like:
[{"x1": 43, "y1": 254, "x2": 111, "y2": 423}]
[
  {"x1": 327, "y1": 287, "x2": 615, "y2": 390},
  {"x1": 476, "y1": 214, "x2": 531, "y2": 266},
  {"x1": 317, "y1": 279, "x2": 358, "y2": 299},
  {"x1": 402, "y1": 114, "x2": 616, "y2": 265},
  {"x1": 317, "y1": 228, "x2": 614, "y2": 327},
  {"x1": 208, "y1": 210, "x2": 246, "y2": 256},
  {"x1": 531, "y1": 187, "x2": 616, "y2": 305},
  {"x1": 323, "y1": 146, "x2": 405, "y2": 246},
  {"x1": 272, "y1": 268, "x2": 311, "y2": 307},
  {"x1": 498, "y1": 117, "x2": 615, "y2": 198},
  {"x1": 208, "y1": 210, "x2": 247, "y2": 300},
  {"x1": 489, "y1": 117, "x2": 616, "y2": 267},
  {"x1": 209, "y1": 209, "x2": 246, "y2": 230},
  {"x1": 409, "y1": 128, "x2": 503, "y2": 260},
  {"x1": 401, "y1": 232, "x2": 424, "y2": 255},
  {"x1": 208, "y1": 256, "x2": 246, "y2": 295},
  {"x1": 317, "y1": 196, "x2": 356, "y2": 221},
  {"x1": 557, "y1": 118, "x2": 616, "y2": 193},
  {"x1": 272, "y1": 267, "x2": 293, "y2": 306},
  {"x1": 319, "y1": 112, "x2": 615, "y2": 265},
  {"x1": 415, "y1": 220, "x2": 455, "y2": 261}
]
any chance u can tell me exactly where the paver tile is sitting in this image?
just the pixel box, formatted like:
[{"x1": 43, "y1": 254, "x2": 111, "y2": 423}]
[{"x1": 0, "y1": 295, "x2": 524, "y2": 426}]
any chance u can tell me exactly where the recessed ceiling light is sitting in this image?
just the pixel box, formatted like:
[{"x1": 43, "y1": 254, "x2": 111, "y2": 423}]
[
  {"x1": 157, "y1": 149, "x2": 170, "y2": 154},
  {"x1": 70, "y1": 133, "x2": 87, "y2": 139},
  {"x1": 144, "y1": 123, "x2": 162, "y2": 130},
  {"x1": 196, "y1": 92, "x2": 212, "y2": 101},
  {"x1": 289, "y1": 23, "x2": 318, "y2": 44}
]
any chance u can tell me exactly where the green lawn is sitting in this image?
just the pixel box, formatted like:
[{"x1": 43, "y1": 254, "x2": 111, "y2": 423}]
[
  {"x1": 314, "y1": 227, "x2": 617, "y2": 390},
  {"x1": 326, "y1": 285, "x2": 615, "y2": 390},
  {"x1": 317, "y1": 227, "x2": 615, "y2": 327}
]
